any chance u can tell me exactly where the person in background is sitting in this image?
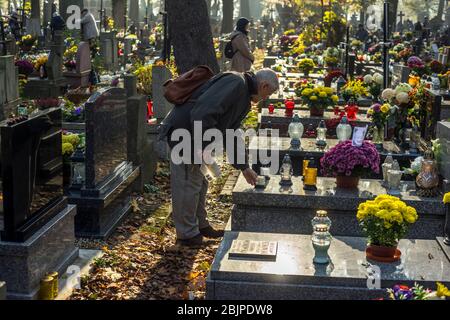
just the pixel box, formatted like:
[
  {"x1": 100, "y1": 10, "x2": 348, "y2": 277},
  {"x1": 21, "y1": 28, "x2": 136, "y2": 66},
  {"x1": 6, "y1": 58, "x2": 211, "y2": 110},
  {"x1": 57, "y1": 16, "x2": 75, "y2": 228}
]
[
  {"x1": 355, "y1": 23, "x2": 369, "y2": 50},
  {"x1": 230, "y1": 17, "x2": 254, "y2": 72},
  {"x1": 8, "y1": 11, "x2": 20, "y2": 40},
  {"x1": 79, "y1": 8, "x2": 99, "y2": 47}
]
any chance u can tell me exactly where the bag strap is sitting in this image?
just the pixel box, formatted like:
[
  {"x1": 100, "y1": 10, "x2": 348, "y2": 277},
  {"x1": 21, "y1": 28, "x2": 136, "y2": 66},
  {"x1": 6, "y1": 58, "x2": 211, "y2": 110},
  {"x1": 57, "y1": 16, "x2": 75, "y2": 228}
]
[{"x1": 187, "y1": 72, "x2": 233, "y2": 104}]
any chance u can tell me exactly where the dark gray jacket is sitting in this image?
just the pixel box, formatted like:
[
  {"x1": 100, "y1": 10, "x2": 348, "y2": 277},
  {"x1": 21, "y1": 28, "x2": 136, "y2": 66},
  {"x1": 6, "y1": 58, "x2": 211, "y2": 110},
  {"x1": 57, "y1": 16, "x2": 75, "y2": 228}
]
[{"x1": 159, "y1": 71, "x2": 256, "y2": 171}]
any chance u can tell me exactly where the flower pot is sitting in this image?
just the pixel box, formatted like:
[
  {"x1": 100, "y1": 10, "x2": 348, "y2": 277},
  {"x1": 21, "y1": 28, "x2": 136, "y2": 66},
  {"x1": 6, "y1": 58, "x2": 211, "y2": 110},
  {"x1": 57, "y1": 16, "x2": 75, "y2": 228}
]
[
  {"x1": 336, "y1": 175, "x2": 360, "y2": 189},
  {"x1": 366, "y1": 244, "x2": 401, "y2": 263},
  {"x1": 309, "y1": 106, "x2": 324, "y2": 117}
]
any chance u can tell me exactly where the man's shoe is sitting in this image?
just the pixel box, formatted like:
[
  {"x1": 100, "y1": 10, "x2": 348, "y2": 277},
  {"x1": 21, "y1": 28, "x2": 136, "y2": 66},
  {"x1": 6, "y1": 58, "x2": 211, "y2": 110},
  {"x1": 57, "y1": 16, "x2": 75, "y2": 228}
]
[
  {"x1": 176, "y1": 234, "x2": 205, "y2": 248},
  {"x1": 200, "y1": 225, "x2": 225, "y2": 239}
]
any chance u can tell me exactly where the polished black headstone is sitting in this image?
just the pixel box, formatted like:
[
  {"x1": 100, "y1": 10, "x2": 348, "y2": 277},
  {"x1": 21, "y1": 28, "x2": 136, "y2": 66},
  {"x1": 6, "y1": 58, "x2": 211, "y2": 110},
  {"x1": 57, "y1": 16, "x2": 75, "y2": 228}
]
[
  {"x1": 0, "y1": 107, "x2": 66, "y2": 242},
  {"x1": 84, "y1": 88, "x2": 128, "y2": 189}
]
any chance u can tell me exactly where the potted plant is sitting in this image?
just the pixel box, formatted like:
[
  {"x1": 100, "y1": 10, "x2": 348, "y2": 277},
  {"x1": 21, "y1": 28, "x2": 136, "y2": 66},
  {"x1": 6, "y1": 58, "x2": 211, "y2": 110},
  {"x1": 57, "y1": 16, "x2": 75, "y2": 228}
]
[
  {"x1": 367, "y1": 103, "x2": 391, "y2": 148},
  {"x1": 19, "y1": 34, "x2": 36, "y2": 52},
  {"x1": 341, "y1": 79, "x2": 369, "y2": 104},
  {"x1": 15, "y1": 60, "x2": 35, "y2": 77},
  {"x1": 320, "y1": 140, "x2": 380, "y2": 188},
  {"x1": 297, "y1": 85, "x2": 338, "y2": 117},
  {"x1": 363, "y1": 73, "x2": 383, "y2": 102},
  {"x1": 357, "y1": 194, "x2": 418, "y2": 262},
  {"x1": 62, "y1": 133, "x2": 81, "y2": 187},
  {"x1": 297, "y1": 58, "x2": 315, "y2": 77}
]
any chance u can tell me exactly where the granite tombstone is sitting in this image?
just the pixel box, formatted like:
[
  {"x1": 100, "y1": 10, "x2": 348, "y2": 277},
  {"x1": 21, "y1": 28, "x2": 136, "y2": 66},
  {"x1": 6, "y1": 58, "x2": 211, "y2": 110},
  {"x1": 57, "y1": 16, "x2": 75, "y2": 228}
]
[
  {"x1": 0, "y1": 107, "x2": 78, "y2": 299},
  {"x1": 67, "y1": 88, "x2": 140, "y2": 238},
  {"x1": 63, "y1": 41, "x2": 91, "y2": 88}
]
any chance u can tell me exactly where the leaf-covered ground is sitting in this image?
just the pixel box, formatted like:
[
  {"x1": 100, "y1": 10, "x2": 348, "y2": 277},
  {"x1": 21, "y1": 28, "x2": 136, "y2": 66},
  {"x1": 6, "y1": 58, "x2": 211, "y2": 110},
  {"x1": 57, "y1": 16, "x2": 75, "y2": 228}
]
[{"x1": 70, "y1": 162, "x2": 234, "y2": 300}]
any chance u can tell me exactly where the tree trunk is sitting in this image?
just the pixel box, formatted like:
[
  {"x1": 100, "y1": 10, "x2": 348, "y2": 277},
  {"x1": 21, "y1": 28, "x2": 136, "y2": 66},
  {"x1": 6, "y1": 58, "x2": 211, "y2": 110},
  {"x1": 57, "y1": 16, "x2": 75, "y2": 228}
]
[
  {"x1": 221, "y1": 0, "x2": 234, "y2": 34},
  {"x1": 387, "y1": 0, "x2": 398, "y2": 34},
  {"x1": 438, "y1": 0, "x2": 445, "y2": 20},
  {"x1": 113, "y1": 0, "x2": 126, "y2": 29},
  {"x1": 240, "y1": 0, "x2": 250, "y2": 18},
  {"x1": 166, "y1": 0, "x2": 219, "y2": 74}
]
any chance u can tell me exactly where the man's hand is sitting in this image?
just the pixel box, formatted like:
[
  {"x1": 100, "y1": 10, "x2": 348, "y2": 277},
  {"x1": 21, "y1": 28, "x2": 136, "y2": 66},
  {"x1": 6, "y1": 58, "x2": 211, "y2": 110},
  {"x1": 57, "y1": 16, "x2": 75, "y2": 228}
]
[{"x1": 242, "y1": 168, "x2": 258, "y2": 186}]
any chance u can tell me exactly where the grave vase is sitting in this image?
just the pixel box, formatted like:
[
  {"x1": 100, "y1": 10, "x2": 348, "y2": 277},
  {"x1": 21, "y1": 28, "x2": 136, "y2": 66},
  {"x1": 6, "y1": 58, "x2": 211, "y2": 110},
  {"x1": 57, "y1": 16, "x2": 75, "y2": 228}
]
[
  {"x1": 336, "y1": 175, "x2": 360, "y2": 189},
  {"x1": 309, "y1": 106, "x2": 324, "y2": 117},
  {"x1": 372, "y1": 126, "x2": 384, "y2": 146}
]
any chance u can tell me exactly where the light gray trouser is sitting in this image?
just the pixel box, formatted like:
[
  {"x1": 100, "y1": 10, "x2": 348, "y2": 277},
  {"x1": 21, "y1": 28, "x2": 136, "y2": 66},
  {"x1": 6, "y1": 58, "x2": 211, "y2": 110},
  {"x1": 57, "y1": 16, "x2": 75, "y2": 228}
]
[{"x1": 170, "y1": 160, "x2": 210, "y2": 240}]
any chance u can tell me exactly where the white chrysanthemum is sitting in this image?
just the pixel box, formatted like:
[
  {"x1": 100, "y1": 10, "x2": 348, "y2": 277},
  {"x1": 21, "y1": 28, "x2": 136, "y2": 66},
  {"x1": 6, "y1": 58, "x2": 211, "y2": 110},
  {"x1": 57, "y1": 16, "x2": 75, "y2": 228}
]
[
  {"x1": 363, "y1": 74, "x2": 373, "y2": 84},
  {"x1": 395, "y1": 83, "x2": 413, "y2": 94},
  {"x1": 373, "y1": 73, "x2": 383, "y2": 85},
  {"x1": 396, "y1": 92, "x2": 410, "y2": 104},
  {"x1": 381, "y1": 88, "x2": 396, "y2": 101}
]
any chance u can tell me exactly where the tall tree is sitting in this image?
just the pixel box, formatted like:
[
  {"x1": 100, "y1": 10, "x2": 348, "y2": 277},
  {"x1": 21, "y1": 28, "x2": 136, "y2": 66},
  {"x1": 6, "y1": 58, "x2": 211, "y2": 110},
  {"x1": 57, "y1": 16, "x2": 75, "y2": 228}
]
[
  {"x1": 240, "y1": 0, "x2": 250, "y2": 18},
  {"x1": 166, "y1": 0, "x2": 219, "y2": 74},
  {"x1": 221, "y1": 0, "x2": 234, "y2": 34},
  {"x1": 437, "y1": 0, "x2": 445, "y2": 20},
  {"x1": 112, "y1": 0, "x2": 126, "y2": 29}
]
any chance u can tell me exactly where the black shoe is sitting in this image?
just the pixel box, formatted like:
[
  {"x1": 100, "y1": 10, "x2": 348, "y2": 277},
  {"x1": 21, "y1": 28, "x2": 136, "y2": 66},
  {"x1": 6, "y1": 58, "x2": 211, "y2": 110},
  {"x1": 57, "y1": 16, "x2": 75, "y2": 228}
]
[
  {"x1": 176, "y1": 234, "x2": 205, "y2": 248},
  {"x1": 200, "y1": 225, "x2": 225, "y2": 239}
]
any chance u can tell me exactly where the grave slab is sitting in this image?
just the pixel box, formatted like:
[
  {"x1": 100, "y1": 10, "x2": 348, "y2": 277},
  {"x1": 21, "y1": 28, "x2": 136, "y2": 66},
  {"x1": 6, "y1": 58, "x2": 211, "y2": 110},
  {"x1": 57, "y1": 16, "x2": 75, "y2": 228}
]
[
  {"x1": 207, "y1": 231, "x2": 450, "y2": 300},
  {"x1": 231, "y1": 175, "x2": 445, "y2": 239}
]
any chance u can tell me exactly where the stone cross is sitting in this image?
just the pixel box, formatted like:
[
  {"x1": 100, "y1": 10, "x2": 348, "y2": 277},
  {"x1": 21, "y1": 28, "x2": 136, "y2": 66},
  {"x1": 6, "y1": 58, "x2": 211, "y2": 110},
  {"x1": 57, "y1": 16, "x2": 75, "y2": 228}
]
[
  {"x1": 45, "y1": 31, "x2": 64, "y2": 80},
  {"x1": 397, "y1": 11, "x2": 405, "y2": 33}
]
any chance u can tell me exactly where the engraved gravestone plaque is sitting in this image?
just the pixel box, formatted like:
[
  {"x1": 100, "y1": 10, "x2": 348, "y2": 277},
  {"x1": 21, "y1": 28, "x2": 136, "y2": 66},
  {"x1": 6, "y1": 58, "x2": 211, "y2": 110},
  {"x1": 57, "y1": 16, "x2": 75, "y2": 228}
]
[{"x1": 229, "y1": 240, "x2": 278, "y2": 261}]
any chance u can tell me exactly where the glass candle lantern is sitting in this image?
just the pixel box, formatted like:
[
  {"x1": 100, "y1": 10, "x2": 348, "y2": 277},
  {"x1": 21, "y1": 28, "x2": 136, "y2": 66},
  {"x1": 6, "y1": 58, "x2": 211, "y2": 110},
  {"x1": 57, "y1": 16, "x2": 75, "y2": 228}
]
[
  {"x1": 285, "y1": 99, "x2": 295, "y2": 117},
  {"x1": 311, "y1": 210, "x2": 332, "y2": 231},
  {"x1": 336, "y1": 116, "x2": 352, "y2": 142},
  {"x1": 416, "y1": 151, "x2": 440, "y2": 197},
  {"x1": 316, "y1": 120, "x2": 327, "y2": 148},
  {"x1": 336, "y1": 76, "x2": 347, "y2": 95},
  {"x1": 279, "y1": 154, "x2": 293, "y2": 186},
  {"x1": 410, "y1": 125, "x2": 419, "y2": 153},
  {"x1": 312, "y1": 225, "x2": 332, "y2": 264},
  {"x1": 70, "y1": 147, "x2": 85, "y2": 188},
  {"x1": 288, "y1": 114, "x2": 304, "y2": 150},
  {"x1": 382, "y1": 154, "x2": 394, "y2": 185},
  {"x1": 387, "y1": 169, "x2": 403, "y2": 195},
  {"x1": 304, "y1": 157, "x2": 318, "y2": 191}
]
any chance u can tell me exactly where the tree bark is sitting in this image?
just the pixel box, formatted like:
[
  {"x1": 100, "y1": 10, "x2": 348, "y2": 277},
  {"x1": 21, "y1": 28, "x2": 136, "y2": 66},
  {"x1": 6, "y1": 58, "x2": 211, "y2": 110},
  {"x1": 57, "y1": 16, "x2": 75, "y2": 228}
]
[
  {"x1": 221, "y1": 0, "x2": 234, "y2": 34},
  {"x1": 387, "y1": 0, "x2": 398, "y2": 34},
  {"x1": 438, "y1": 0, "x2": 445, "y2": 20},
  {"x1": 240, "y1": 0, "x2": 250, "y2": 18},
  {"x1": 166, "y1": 0, "x2": 219, "y2": 74},
  {"x1": 112, "y1": 0, "x2": 126, "y2": 29}
]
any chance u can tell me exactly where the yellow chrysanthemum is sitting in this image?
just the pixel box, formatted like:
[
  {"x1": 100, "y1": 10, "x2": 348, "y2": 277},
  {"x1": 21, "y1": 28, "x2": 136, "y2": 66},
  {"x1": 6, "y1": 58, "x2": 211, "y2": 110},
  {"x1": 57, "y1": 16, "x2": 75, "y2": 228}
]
[
  {"x1": 436, "y1": 282, "x2": 450, "y2": 297},
  {"x1": 443, "y1": 192, "x2": 450, "y2": 204},
  {"x1": 331, "y1": 95, "x2": 339, "y2": 103},
  {"x1": 319, "y1": 91, "x2": 327, "y2": 98},
  {"x1": 302, "y1": 88, "x2": 313, "y2": 97},
  {"x1": 310, "y1": 95, "x2": 318, "y2": 101},
  {"x1": 380, "y1": 104, "x2": 390, "y2": 113}
]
